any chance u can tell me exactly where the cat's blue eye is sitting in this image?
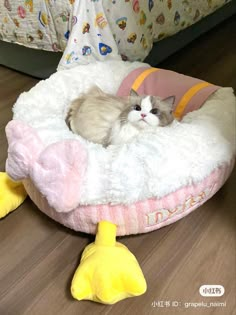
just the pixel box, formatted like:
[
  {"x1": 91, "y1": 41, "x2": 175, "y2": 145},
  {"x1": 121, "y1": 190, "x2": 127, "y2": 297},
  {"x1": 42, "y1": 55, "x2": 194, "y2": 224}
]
[
  {"x1": 134, "y1": 105, "x2": 141, "y2": 111},
  {"x1": 151, "y1": 108, "x2": 159, "y2": 115}
]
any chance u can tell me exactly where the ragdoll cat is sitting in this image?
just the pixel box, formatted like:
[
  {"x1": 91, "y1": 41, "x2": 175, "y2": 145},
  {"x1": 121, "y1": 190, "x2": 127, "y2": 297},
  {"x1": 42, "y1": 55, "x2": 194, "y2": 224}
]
[{"x1": 66, "y1": 86, "x2": 175, "y2": 146}]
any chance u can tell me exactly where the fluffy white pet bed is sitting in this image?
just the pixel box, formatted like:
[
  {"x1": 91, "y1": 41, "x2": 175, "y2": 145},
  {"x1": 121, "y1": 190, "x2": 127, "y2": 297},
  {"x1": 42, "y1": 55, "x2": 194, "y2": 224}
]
[{"x1": 6, "y1": 61, "x2": 236, "y2": 236}]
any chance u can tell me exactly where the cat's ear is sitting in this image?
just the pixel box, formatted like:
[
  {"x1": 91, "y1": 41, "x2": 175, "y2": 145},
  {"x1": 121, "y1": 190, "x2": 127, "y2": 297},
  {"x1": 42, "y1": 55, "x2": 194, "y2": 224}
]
[
  {"x1": 88, "y1": 85, "x2": 106, "y2": 96},
  {"x1": 162, "y1": 96, "x2": 175, "y2": 110},
  {"x1": 130, "y1": 89, "x2": 139, "y2": 97}
]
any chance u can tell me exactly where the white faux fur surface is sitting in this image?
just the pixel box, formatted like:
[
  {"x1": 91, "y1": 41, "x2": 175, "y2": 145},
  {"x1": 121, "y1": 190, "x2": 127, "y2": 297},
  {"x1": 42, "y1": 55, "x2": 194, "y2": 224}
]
[{"x1": 12, "y1": 61, "x2": 236, "y2": 206}]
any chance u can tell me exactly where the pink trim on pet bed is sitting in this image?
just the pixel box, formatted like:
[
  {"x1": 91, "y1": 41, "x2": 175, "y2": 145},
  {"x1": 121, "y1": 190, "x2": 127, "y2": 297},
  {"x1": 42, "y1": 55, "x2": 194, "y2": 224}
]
[{"x1": 23, "y1": 160, "x2": 234, "y2": 236}]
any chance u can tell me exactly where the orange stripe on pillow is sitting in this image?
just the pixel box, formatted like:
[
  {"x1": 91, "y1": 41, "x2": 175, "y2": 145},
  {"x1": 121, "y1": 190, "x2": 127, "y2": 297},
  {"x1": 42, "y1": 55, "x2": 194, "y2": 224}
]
[
  {"x1": 131, "y1": 68, "x2": 160, "y2": 91},
  {"x1": 174, "y1": 82, "x2": 212, "y2": 119}
]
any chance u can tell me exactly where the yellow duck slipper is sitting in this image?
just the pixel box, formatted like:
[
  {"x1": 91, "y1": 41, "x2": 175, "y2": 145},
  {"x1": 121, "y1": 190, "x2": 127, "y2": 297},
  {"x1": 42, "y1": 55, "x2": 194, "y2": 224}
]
[
  {"x1": 0, "y1": 172, "x2": 147, "y2": 304},
  {"x1": 71, "y1": 221, "x2": 147, "y2": 304},
  {"x1": 0, "y1": 172, "x2": 27, "y2": 219}
]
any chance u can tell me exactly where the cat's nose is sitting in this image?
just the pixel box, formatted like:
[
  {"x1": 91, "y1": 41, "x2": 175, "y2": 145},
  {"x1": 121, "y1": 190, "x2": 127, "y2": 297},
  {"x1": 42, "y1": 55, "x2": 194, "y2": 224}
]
[{"x1": 141, "y1": 113, "x2": 147, "y2": 118}]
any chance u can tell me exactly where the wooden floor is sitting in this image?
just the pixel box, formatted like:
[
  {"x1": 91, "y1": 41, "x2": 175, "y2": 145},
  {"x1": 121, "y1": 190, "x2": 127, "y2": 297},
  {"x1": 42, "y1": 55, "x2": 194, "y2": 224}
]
[{"x1": 0, "y1": 16, "x2": 235, "y2": 315}]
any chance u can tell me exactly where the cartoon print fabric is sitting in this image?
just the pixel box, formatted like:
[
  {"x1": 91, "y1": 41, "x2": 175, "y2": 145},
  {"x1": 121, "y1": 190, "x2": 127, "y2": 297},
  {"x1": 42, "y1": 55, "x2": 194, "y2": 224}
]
[
  {"x1": 0, "y1": 0, "x2": 73, "y2": 51},
  {"x1": 58, "y1": 0, "x2": 230, "y2": 69},
  {"x1": 0, "y1": 0, "x2": 231, "y2": 67}
]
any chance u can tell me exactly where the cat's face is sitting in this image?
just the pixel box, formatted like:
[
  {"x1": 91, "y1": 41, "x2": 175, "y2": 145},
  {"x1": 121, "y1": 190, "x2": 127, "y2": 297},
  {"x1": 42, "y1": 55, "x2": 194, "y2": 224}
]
[{"x1": 124, "y1": 91, "x2": 175, "y2": 129}]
